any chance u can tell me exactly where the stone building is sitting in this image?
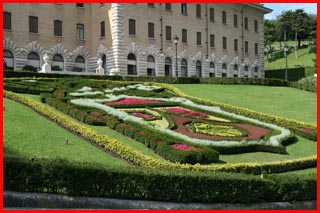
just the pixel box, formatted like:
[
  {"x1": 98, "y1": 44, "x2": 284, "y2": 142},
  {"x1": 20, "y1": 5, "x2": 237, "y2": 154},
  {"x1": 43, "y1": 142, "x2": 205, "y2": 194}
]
[{"x1": 3, "y1": 3, "x2": 271, "y2": 77}]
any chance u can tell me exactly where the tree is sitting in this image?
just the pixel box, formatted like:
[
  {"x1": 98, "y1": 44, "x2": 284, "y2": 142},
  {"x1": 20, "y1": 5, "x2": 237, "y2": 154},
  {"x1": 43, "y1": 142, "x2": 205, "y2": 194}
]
[{"x1": 264, "y1": 19, "x2": 276, "y2": 59}]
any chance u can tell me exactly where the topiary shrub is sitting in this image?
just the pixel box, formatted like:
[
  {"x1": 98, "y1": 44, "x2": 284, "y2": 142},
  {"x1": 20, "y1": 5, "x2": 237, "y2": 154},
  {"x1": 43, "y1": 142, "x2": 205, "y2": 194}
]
[{"x1": 22, "y1": 65, "x2": 37, "y2": 72}]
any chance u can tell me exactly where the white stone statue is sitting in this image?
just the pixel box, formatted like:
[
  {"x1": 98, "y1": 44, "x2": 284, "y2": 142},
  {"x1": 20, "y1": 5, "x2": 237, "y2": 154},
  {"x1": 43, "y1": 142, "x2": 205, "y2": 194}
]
[
  {"x1": 40, "y1": 54, "x2": 51, "y2": 73},
  {"x1": 95, "y1": 58, "x2": 104, "y2": 75}
]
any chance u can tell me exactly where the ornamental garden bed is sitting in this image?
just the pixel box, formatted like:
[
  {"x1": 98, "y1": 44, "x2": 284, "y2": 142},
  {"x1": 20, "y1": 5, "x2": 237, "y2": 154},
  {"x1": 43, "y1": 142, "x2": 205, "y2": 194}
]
[
  {"x1": 5, "y1": 78, "x2": 315, "y2": 164},
  {"x1": 4, "y1": 78, "x2": 317, "y2": 204}
]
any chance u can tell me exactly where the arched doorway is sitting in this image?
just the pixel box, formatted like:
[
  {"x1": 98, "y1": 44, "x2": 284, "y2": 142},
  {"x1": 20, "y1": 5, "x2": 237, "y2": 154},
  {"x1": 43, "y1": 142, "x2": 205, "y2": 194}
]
[
  {"x1": 165, "y1": 57, "x2": 172, "y2": 76},
  {"x1": 102, "y1": 54, "x2": 107, "y2": 74},
  {"x1": 3, "y1": 50, "x2": 14, "y2": 70},
  {"x1": 52, "y1": 54, "x2": 64, "y2": 71},
  {"x1": 181, "y1": 59, "x2": 187, "y2": 77},
  {"x1": 233, "y1": 64, "x2": 238, "y2": 77},
  {"x1": 147, "y1": 55, "x2": 155, "y2": 76},
  {"x1": 27, "y1": 52, "x2": 40, "y2": 71},
  {"x1": 75, "y1": 56, "x2": 86, "y2": 72},
  {"x1": 209, "y1": 62, "x2": 215, "y2": 77},
  {"x1": 127, "y1": 53, "x2": 137, "y2": 75},
  {"x1": 196, "y1": 60, "x2": 202, "y2": 77},
  {"x1": 222, "y1": 63, "x2": 227, "y2": 77}
]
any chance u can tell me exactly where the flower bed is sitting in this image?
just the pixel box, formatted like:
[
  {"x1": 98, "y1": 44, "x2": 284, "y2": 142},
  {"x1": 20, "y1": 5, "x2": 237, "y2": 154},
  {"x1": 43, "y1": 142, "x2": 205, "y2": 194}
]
[
  {"x1": 189, "y1": 122, "x2": 248, "y2": 137},
  {"x1": 131, "y1": 112, "x2": 156, "y2": 121},
  {"x1": 106, "y1": 98, "x2": 162, "y2": 105},
  {"x1": 168, "y1": 107, "x2": 207, "y2": 118},
  {"x1": 171, "y1": 143, "x2": 198, "y2": 151}
]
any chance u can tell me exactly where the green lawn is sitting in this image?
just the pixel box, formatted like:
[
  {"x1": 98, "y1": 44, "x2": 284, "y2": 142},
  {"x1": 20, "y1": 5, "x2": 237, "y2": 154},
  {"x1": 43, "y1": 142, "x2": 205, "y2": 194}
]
[
  {"x1": 264, "y1": 45, "x2": 316, "y2": 70},
  {"x1": 4, "y1": 98, "x2": 132, "y2": 168},
  {"x1": 174, "y1": 84, "x2": 316, "y2": 124}
]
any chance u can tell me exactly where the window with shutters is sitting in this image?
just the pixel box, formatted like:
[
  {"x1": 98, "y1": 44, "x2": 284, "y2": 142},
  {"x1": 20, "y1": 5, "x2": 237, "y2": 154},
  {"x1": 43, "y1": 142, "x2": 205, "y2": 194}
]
[
  {"x1": 76, "y1": 24, "x2": 84, "y2": 39},
  {"x1": 4, "y1": 12, "x2": 11, "y2": 30},
  {"x1": 166, "y1": 26, "x2": 171, "y2": 41},
  {"x1": 182, "y1": 29, "x2": 187, "y2": 43},
  {"x1": 29, "y1": 16, "x2": 38, "y2": 33},
  {"x1": 148, "y1": 22, "x2": 154, "y2": 38},
  {"x1": 129, "y1": 19, "x2": 136, "y2": 35},
  {"x1": 196, "y1": 32, "x2": 201, "y2": 46},
  {"x1": 54, "y1": 20, "x2": 62, "y2": 36},
  {"x1": 210, "y1": 34, "x2": 215, "y2": 48}
]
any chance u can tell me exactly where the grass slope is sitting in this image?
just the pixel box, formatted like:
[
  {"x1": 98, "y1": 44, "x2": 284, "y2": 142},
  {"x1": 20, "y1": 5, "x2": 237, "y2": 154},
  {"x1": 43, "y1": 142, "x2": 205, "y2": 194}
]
[
  {"x1": 4, "y1": 98, "x2": 131, "y2": 168},
  {"x1": 264, "y1": 45, "x2": 316, "y2": 70},
  {"x1": 174, "y1": 84, "x2": 316, "y2": 124}
]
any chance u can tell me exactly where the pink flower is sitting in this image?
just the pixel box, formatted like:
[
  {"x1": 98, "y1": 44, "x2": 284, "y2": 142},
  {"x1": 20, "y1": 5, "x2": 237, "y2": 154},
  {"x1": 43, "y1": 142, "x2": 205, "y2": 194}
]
[
  {"x1": 168, "y1": 107, "x2": 207, "y2": 118},
  {"x1": 140, "y1": 131, "x2": 145, "y2": 136},
  {"x1": 57, "y1": 91, "x2": 62, "y2": 97},
  {"x1": 131, "y1": 112, "x2": 155, "y2": 120},
  {"x1": 129, "y1": 127, "x2": 135, "y2": 131},
  {"x1": 171, "y1": 143, "x2": 198, "y2": 151},
  {"x1": 119, "y1": 123, "x2": 126, "y2": 127},
  {"x1": 80, "y1": 111, "x2": 86, "y2": 115},
  {"x1": 106, "y1": 98, "x2": 161, "y2": 105},
  {"x1": 300, "y1": 128, "x2": 313, "y2": 133},
  {"x1": 156, "y1": 140, "x2": 163, "y2": 145}
]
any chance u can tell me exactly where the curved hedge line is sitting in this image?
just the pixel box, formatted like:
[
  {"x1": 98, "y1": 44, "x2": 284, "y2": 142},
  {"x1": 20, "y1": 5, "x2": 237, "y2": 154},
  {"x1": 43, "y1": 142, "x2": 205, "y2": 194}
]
[
  {"x1": 4, "y1": 156, "x2": 316, "y2": 203},
  {"x1": 4, "y1": 90, "x2": 316, "y2": 174},
  {"x1": 153, "y1": 82, "x2": 317, "y2": 131}
]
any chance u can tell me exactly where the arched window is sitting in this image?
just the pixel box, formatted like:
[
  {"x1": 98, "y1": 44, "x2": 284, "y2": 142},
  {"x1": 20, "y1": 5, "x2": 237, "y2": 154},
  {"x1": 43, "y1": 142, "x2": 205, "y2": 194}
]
[
  {"x1": 27, "y1": 52, "x2": 40, "y2": 70},
  {"x1": 127, "y1": 53, "x2": 137, "y2": 75},
  {"x1": 254, "y1": 66, "x2": 258, "y2": 72},
  {"x1": 52, "y1": 54, "x2": 64, "y2": 71},
  {"x1": 244, "y1": 65, "x2": 249, "y2": 71},
  {"x1": 222, "y1": 63, "x2": 227, "y2": 77},
  {"x1": 74, "y1": 56, "x2": 85, "y2": 72},
  {"x1": 147, "y1": 55, "x2": 155, "y2": 76},
  {"x1": 165, "y1": 57, "x2": 172, "y2": 76},
  {"x1": 196, "y1": 60, "x2": 202, "y2": 78},
  {"x1": 181, "y1": 59, "x2": 188, "y2": 77},
  {"x1": 3, "y1": 50, "x2": 14, "y2": 70},
  {"x1": 244, "y1": 65, "x2": 249, "y2": 77},
  {"x1": 233, "y1": 64, "x2": 238, "y2": 71},
  {"x1": 209, "y1": 62, "x2": 215, "y2": 77}
]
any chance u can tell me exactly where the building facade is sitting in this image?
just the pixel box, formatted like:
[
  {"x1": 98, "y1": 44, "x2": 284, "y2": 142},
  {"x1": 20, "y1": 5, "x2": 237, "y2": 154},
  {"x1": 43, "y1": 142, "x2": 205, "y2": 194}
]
[{"x1": 3, "y1": 3, "x2": 271, "y2": 77}]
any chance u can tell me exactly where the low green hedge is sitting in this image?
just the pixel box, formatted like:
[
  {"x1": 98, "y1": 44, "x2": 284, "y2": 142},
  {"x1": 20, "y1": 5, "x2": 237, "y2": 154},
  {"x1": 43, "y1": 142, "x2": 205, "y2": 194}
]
[
  {"x1": 200, "y1": 77, "x2": 288, "y2": 86},
  {"x1": 265, "y1": 67, "x2": 316, "y2": 81},
  {"x1": 4, "y1": 156, "x2": 316, "y2": 203}
]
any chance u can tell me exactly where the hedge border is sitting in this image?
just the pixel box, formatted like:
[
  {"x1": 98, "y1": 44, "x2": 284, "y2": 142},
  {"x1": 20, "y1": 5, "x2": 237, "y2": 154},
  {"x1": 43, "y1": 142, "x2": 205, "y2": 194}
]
[{"x1": 4, "y1": 90, "x2": 316, "y2": 174}]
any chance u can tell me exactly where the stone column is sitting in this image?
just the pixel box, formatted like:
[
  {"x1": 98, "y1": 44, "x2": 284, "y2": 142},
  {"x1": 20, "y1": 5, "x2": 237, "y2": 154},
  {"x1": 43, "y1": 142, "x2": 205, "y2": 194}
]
[{"x1": 110, "y1": 3, "x2": 126, "y2": 75}]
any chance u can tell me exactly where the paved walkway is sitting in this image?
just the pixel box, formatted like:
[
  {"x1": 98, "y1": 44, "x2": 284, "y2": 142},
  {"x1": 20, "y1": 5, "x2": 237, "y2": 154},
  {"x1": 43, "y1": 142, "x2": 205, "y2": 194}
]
[{"x1": 4, "y1": 191, "x2": 316, "y2": 210}]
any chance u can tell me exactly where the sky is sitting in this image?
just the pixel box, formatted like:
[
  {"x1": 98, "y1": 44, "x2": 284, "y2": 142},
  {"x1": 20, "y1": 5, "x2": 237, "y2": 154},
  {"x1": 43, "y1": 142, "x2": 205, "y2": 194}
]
[{"x1": 263, "y1": 3, "x2": 317, "y2": 20}]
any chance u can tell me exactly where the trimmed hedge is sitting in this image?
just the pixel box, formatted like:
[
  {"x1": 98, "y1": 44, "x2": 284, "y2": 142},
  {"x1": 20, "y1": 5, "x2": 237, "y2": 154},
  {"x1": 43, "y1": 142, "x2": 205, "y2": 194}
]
[
  {"x1": 4, "y1": 156, "x2": 316, "y2": 203},
  {"x1": 200, "y1": 77, "x2": 288, "y2": 86},
  {"x1": 265, "y1": 67, "x2": 316, "y2": 82},
  {"x1": 4, "y1": 90, "x2": 317, "y2": 174}
]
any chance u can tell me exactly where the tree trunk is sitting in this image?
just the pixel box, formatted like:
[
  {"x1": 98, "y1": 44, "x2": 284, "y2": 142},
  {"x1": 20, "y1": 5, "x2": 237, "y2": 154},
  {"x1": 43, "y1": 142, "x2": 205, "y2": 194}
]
[{"x1": 295, "y1": 30, "x2": 298, "y2": 58}]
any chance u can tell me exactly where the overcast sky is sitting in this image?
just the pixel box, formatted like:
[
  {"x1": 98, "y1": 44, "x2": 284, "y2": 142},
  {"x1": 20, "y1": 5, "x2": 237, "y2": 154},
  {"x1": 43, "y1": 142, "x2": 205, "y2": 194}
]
[{"x1": 264, "y1": 3, "x2": 317, "y2": 20}]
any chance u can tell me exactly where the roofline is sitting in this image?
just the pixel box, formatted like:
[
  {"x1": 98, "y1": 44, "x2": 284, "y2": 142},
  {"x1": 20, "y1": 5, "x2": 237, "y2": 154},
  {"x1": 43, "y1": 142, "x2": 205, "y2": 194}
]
[{"x1": 246, "y1": 4, "x2": 273, "y2": 14}]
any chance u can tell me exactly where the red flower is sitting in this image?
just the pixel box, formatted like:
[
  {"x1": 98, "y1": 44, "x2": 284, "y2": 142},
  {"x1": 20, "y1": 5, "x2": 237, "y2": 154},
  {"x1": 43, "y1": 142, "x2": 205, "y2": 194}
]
[
  {"x1": 106, "y1": 98, "x2": 161, "y2": 105},
  {"x1": 168, "y1": 107, "x2": 207, "y2": 118},
  {"x1": 156, "y1": 140, "x2": 163, "y2": 145},
  {"x1": 300, "y1": 128, "x2": 313, "y2": 133},
  {"x1": 119, "y1": 123, "x2": 126, "y2": 127},
  {"x1": 171, "y1": 143, "x2": 198, "y2": 151},
  {"x1": 131, "y1": 112, "x2": 155, "y2": 120}
]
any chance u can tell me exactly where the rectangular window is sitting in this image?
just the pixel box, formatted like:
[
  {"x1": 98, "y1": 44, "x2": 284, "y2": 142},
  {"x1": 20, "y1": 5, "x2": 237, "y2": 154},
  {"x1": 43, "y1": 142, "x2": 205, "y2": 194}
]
[
  {"x1": 233, "y1": 14, "x2": 238, "y2": 27},
  {"x1": 255, "y1": 43, "x2": 258, "y2": 54},
  {"x1": 254, "y1": 20, "x2": 258, "y2": 32},
  {"x1": 234, "y1": 39, "x2": 238, "y2": 51},
  {"x1": 222, "y1": 11, "x2": 227, "y2": 24},
  {"x1": 182, "y1": 29, "x2": 187, "y2": 43},
  {"x1": 209, "y1": 8, "x2": 214, "y2": 22},
  {"x1": 197, "y1": 32, "x2": 201, "y2": 46},
  {"x1": 129, "y1": 19, "x2": 136, "y2": 35},
  {"x1": 54, "y1": 20, "x2": 62, "y2": 36},
  {"x1": 244, "y1": 17, "x2": 248, "y2": 30},
  {"x1": 100, "y1": 21, "x2": 105, "y2": 37},
  {"x1": 147, "y1": 3, "x2": 154, "y2": 8},
  {"x1": 210, "y1": 34, "x2": 215, "y2": 48},
  {"x1": 196, "y1": 4, "x2": 201, "y2": 18},
  {"x1": 4, "y1": 12, "x2": 11, "y2": 30},
  {"x1": 166, "y1": 26, "x2": 171, "y2": 41},
  {"x1": 76, "y1": 3, "x2": 84, "y2": 7},
  {"x1": 148, "y1": 22, "x2": 154, "y2": 38},
  {"x1": 29, "y1": 16, "x2": 38, "y2": 33},
  {"x1": 76, "y1": 24, "x2": 84, "y2": 39},
  {"x1": 245, "y1": 41, "x2": 249, "y2": 53},
  {"x1": 181, "y1": 4, "x2": 187, "y2": 15},
  {"x1": 223, "y1": 37, "x2": 227, "y2": 50},
  {"x1": 165, "y1": 3, "x2": 171, "y2": 11}
]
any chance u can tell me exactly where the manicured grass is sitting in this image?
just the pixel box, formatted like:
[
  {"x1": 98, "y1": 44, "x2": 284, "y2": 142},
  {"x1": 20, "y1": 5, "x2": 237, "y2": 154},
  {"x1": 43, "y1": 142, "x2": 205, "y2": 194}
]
[
  {"x1": 4, "y1": 98, "x2": 132, "y2": 168},
  {"x1": 23, "y1": 94, "x2": 166, "y2": 161},
  {"x1": 174, "y1": 84, "x2": 316, "y2": 124},
  {"x1": 15, "y1": 94, "x2": 316, "y2": 166},
  {"x1": 264, "y1": 45, "x2": 316, "y2": 70},
  {"x1": 219, "y1": 136, "x2": 316, "y2": 164}
]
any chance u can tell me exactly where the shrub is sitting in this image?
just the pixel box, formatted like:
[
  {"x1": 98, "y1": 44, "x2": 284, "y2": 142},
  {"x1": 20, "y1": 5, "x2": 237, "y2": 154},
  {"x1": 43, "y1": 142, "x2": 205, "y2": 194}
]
[
  {"x1": 22, "y1": 65, "x2": 37, "y2": 72},
  {"x1": 51, "y1": 65, "x2": 62, "y2": 71}
]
